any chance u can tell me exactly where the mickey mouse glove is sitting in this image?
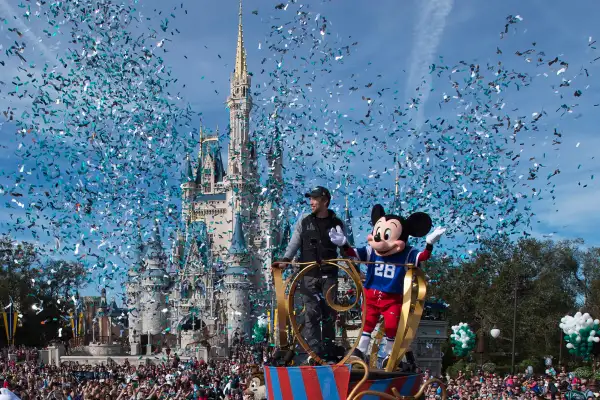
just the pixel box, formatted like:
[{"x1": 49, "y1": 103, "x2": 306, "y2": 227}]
[
  {"x1": 328, "y1": 226, "x2": 347, "y2": 247},
  {"x1": 426, "y1": 227, "x2": 446, "y2": 245}
]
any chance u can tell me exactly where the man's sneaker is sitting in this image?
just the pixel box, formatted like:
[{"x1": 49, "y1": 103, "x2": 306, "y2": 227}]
[
  {"x1": 303, "y1": 355, "x2": 319, "y2": 366},
  {"x1": 377, "y1": 355, "x2": 391, "y2": 370},
  {"x1": 350, "y1": 348, "x2": 367, "y2": 363}
]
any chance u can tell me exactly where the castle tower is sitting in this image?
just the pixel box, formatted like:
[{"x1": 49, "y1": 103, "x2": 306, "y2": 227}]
[
  {"x1": 225, "y1": 0, "x2": 259, "y2": 253},
  {"x1": 170, "y1": 0, "x2": 281, "y2": 351},
  {"x1": 140, "y1": 220, "x2": 168, "y2": 338},
  {"x1": 126, "y1": 224, "x2": 144, "y2": 353},
  {"x1": 260, "y1": 124, "x2": 284, "y2": 289},
  {"x1": 171, "y1": 228, "x2": 185, "y2": 270},
  {"x1": 181, "y1": 154, "x2": 196, "y2": 223},
  {"x1": 390, "y1": 158, "x2": 403, "y2": 215},
  {"x1": 224, "y1": 212, "x2": 252, "y2": 343},
  {"x1": 96, "y1": 288, "x2": 111, "y2": 344},
  {"x1": 197, "y1": 126, "x2": 226, "y2": 195}
]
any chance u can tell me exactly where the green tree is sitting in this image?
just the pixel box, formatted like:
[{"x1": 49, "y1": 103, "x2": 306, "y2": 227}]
[
  {"x1": 427, "y1": 237, "x2": 579, "y2": 364},
  {"x1": 0, "y1": 235, "x2": 88, "y2": 347}
]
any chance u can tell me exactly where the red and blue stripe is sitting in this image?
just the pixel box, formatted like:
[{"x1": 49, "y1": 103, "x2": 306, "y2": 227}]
[
  {"x1": 264, "y1": 365, "x2": 351, "y2": 400},
  {"x1": 349, "y1": 373, "x2": 422, "y2": 399}
]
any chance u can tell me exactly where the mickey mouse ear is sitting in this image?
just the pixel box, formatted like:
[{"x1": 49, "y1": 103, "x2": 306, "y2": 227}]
[
  {"x1": 371, "y1": 204, "x2": 385, "y2": 225},
  {"x1": 406, "y1": 212, "x2": 432, "y2": 237}
]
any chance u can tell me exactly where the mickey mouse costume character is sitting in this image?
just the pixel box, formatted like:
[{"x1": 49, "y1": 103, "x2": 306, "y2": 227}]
[{"x1": 329, "y1": 204, "x2": 445, "y2": 367}]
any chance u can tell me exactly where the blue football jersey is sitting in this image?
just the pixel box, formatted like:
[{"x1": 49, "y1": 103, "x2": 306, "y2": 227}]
[{"x1": 355, "y1": 245, "x2": 420, "y2": 294}]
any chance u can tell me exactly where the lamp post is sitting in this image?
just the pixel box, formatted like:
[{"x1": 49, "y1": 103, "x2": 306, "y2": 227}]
[
  {"x1": 511, "y1": 279, "x2": 518, "y2": 374},
  {"x1": 488, "y1": 283, "x2": 518, "y2": 375}
]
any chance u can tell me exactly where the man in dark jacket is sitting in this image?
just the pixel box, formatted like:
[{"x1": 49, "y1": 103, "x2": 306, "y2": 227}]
[{"x1": 275, "y1": 186, "x2": 346, "y2": 362}]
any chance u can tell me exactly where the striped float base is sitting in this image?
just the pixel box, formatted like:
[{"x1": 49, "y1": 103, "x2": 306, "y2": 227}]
[
  {"x1": 263, "y1": 365, "x2": 422, "y2": 400},
  {"x1": 348, "y1": 370, "x2": 423, "y2": 399}
]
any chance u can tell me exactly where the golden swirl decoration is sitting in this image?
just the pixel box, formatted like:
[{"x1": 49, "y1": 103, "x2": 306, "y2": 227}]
[
  {"x1": 286, "y1": 259, "x2": 365, "y2": 366},
  {"x1": 385, "y1": 267, "x2": 427, "y2": 372},
  {"x1": 271, "y1": 266, "x2": 291, "y2": 349}
]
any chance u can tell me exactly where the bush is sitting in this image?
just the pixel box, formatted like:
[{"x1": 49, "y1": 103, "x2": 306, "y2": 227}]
[
  {"x1": 446, "y1": 360, "x2": 467, "y2": 378},
  {"x1": 574, "y1": 366, "x2": 594, "y2": 379},
  {"x1": 482, "y1": 362, "x2": 496, "y2": 373},
  {"x1": 594, "y1": 370, "x2": 600, "y2": 381},
  {"x1": 465, "y1": 362, "x2": 478, "y2": 372}
]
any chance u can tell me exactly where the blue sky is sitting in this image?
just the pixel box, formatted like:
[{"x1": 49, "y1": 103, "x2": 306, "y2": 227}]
[{"x1": 0, "y1": 0, "x2": 599, "y2": 299}]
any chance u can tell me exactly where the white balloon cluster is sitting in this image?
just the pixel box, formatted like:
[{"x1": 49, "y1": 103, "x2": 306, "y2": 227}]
[
  {"x1": 559, "y1": 312, "x2": 600, "y2": 348},
  {"x1": 257, "y1": 314, "x2": 268, "y2": 328},
  {"x1": 451, "y1": 322, "x2": 474, "y2": 348}
]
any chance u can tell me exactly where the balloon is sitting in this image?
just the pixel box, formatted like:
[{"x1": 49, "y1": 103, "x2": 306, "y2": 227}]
[{"x1": 490, "y1": 328, "x2": 500, "y2": 338}]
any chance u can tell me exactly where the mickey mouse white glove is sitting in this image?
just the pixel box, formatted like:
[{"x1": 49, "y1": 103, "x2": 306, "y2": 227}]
[
  {"x1": 329, "y1": 226, "x2": 347, "y2": 247},
  {"x1": 426, "y1": 227, "x2": 446, "y2": 245}
]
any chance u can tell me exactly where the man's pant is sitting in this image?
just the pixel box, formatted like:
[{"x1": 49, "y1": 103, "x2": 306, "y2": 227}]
[{"x1": 301, "y1": 274, "x2": 338, "y2": 354}]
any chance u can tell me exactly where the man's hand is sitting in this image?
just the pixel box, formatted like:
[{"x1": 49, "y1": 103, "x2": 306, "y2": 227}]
[
  {"x1": 426, "y1": 227, "x2": 446, "y2": 245},
  {"x1": 329, "y1": 226, "x2": 347, "y2": 247},
  {"x1": 273, "y1": 259, "x2": 290, "y2": 270}
]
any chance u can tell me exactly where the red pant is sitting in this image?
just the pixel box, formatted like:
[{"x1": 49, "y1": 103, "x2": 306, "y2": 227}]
[{"x1": 363, "y1": 288, "x2": 403, "y2": 338}]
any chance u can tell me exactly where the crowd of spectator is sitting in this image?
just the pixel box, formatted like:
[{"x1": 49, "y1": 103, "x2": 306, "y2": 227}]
[
  {"x1": 0, "y1": 345, "x2": 268, "y2": 400},
  {"x1": 3, "y1": 345, "x2": 600, "y2": 400},
  {"x1": 423, "y1": 366, "x2": 599, "y2": 400}
]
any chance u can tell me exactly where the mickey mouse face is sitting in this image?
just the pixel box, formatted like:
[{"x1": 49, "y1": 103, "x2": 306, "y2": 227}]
[{"x1": 367, "y1": 204, "x2": 432, "y2": 257}]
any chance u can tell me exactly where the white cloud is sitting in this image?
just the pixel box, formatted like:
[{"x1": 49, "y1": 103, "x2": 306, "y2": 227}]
[
  {"x1": 404, "y1": 0, "x2": 454, "y2": 129},
  {"x1": 0, "y1": 0, "x2": 56, "y2": 62}
]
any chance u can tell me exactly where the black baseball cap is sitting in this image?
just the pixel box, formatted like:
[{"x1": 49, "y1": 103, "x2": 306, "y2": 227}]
[{"x1": 304, "y1": 186, "x2": 331, "y2": 200}]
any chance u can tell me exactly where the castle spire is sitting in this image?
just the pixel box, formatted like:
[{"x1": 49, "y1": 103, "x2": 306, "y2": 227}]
[
  {"x1": 195, "y1": 124, "x2": 204, "y2": 186},
  {"x1": 184, "y1": 154, "x2": 194, "y2": 182},
  {"x1": 229, "y1": 212, "x2": 247, "y2": 256},
  {"x1": 234, "y1": 0, "x2": 247, "y2": 81},
  {"x1": 344, "y1": 195, "x2": 355, "y2": 247},
  {"x1": 391, "y1": 158, "x2": 402, "y2": 215}
]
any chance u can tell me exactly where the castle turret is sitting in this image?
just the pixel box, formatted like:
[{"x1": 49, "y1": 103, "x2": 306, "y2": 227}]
[
  {"x1": 181, "y1": 154, "x2": 196, "y2": 222},
  {"x1": 390, "y1": 159, "x2": 403, "y2": 215},
  {"x1": 141, "y1": 220, "x2": 168, "y2": 336},
  {"x1": 171, "y1": 229, "x2": 185, "y2": 270},
  {"x1": 224, "y1": 212, "x2": 252, "y2": 342},
  {"x1": 197, "y1": 128, "x2": 225, "y2": 195},
  {"x1": 126, "y1": 224, "x2": 144, "y2": 353},
  {"x1": 260, "y1": 123, "x2": 285, "y2": 289},
  {"x1": 226, "y1": 0, "x2": 258, "y2": 253},
  {"x1": 344, "y1": 196, "x2": 355, "y2": 247}
]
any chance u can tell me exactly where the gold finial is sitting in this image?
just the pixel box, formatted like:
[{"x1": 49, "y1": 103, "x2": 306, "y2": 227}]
[{"x1": 234, "y1": 0, "x2": 247, "y2": 81}]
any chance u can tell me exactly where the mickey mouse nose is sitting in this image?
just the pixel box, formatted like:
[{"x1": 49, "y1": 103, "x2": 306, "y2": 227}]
[{"x1": 374, "y1": 233, "x2": 382, "y2": 242}]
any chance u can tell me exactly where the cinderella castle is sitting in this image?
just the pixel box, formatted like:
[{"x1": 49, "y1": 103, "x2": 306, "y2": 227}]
[
  {"x1": 123, "y1": 1, "x2": 446, "y2": 373},
  {"x1": 125, "y1": 1, "x2": 290, "y2": 356}
]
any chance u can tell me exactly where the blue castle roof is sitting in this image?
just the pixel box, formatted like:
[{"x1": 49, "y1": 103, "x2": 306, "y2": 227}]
[
  {"x1": 228, "y1": 213, "x2": 247, "y2": 256},
  {"x1": 142, "y1": 219, "x2": 166, "y2": 261}
]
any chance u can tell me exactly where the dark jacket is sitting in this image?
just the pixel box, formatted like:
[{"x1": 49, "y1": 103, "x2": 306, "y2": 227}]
[{"x1": 282, "y1": 210, "x2": 345, "y2": 274}]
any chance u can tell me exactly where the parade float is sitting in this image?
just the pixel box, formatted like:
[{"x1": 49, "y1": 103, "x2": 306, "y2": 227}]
[{"x1": 267, "y1": 258, "x2": 446, "y2": 400}]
